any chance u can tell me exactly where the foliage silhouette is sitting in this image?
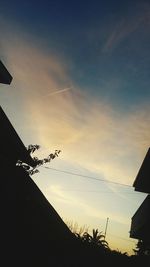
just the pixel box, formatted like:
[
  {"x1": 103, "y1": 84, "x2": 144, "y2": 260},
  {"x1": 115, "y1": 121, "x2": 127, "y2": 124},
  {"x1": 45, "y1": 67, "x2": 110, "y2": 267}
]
[
  {"x1": 66, "y1": 220, "x2": 89, "y2": 236},
  {"x1": 133, "y1": 240, "x2": 150, "y2": 256},
  {"x1": 82, "y1": 229, "x2": 109, "y2": 249},
  {"x1": 72, "y1": 227, "x2": 109, "y2": 252},
  {"x1": 17, "y1": 144, "x2": 61, "y2": 175}
]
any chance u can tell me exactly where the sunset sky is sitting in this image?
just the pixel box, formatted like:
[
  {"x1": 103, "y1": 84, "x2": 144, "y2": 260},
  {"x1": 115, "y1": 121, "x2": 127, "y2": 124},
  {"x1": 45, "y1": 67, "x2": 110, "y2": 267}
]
[{"x1": 0, "y1": 0, "x2": 150, "y2": 254}]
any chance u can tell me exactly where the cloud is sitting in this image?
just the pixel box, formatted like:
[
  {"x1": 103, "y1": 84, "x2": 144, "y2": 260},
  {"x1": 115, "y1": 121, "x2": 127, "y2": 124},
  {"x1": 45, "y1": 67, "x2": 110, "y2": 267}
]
[
  {"x1": 103, "y1": 19, "x2": 140, "y2": 52},
  {"x1": 46, "y1": 184, "x2": 129, "y2": 225},
  {"x1": 1, "y1": 18, "x2": 150, "y2": 189},
  {"x1": 1, "y1": 17, "x2": 149, "y2": 255},
  {"x1": 29, "y1": 93, "x2": 150, "y2": 187},
  {"x1": 42, "y1": 87, "x2": 72, "y2": 98},
  {"x1": 102, "y1": 3, "x2": 150, "y2": 52},
  {"x1": 34, "y1": 94, "x2": 149, "y2": 177}
]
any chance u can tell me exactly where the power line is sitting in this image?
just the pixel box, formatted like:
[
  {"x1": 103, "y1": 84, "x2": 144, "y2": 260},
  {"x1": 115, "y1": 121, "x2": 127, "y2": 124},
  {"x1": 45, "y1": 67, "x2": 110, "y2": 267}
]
[{"x1": 42, "y1": 166, "x2": 132, "y2": 188}]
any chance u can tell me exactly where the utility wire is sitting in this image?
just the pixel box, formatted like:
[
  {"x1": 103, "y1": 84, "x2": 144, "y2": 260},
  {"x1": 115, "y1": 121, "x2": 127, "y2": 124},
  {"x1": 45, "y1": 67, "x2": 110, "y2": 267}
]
[
  {"x1": 42, "y1": 166, "x2": 132, "y2": 188},
  {"x1": 41, "y1": 166, "x2": 138, "y2": 245}
]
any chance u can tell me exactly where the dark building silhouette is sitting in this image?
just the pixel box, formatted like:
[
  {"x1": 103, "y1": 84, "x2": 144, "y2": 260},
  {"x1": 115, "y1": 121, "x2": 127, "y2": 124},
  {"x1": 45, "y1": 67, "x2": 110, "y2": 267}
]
[
  {"x1": 0, "y1": 61, "x2": 77, "y2": 266},
  {"x1": 130, "y1": 148, "x2": 150, "y2": 245},
  {"x1": 0, "y1": 60, "x2": 12, "y2": 84}
]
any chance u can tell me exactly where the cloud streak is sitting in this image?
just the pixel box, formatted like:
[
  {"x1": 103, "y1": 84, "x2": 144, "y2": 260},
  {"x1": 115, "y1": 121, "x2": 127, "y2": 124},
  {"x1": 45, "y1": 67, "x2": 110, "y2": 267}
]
[
  {"x1": 103, "y1": 3, "x2": 150, "y2": 52},
  {"x1": 47, "y1": 184, "x2": 129, "y2": 225},
  {"x1": 42, "y1": 87, "x2": 72, "y2": 98}
]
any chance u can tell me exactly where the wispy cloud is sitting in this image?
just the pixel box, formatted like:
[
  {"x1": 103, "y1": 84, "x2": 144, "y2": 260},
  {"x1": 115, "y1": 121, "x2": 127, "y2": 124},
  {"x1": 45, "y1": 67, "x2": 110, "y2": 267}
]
[
  {"x1": 1, "y1": 17, "x2": 149, "y2": 255},
  {"x1": 103, "y1": 3, "x2": 150, "y2": 52},
  {"x1": 42, "y1": 87, "x2": 72, "y2": 98},
  {"x1": 47, "y1": 184, "x2": 129, "y2": 225},
  {"x1": 29, "y1": 94, "x2": 150, "y2": 187},
  {"x1": 1, "y1": 18, "x2": 150, "y2": 189}
]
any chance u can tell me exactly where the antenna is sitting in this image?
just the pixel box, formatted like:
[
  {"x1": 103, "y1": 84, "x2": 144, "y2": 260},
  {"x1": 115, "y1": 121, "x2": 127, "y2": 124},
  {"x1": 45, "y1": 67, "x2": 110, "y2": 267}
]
[{"x1": 104, "y1": 217, "x2": 109, "y2": 240}]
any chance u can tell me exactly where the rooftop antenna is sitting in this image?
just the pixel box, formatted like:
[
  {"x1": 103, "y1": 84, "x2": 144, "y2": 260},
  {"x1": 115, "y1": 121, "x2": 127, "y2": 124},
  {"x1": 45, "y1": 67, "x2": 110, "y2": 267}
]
[{"x1": 104, "y1": 217, "x2": 109, "y2": 240}]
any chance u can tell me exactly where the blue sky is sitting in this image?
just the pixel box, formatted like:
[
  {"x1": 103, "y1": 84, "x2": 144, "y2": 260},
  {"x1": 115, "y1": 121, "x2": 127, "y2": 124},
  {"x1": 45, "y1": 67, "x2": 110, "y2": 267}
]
[{"x1": 0, "y1": 0, "x2": 150, "y2": 254}]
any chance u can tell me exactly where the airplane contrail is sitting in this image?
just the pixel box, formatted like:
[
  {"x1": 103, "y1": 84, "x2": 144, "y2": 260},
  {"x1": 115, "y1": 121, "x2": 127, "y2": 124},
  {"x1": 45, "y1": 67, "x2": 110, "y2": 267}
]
[{"x1": 43, "y1": 87, "x2": 72, "y2": 98}]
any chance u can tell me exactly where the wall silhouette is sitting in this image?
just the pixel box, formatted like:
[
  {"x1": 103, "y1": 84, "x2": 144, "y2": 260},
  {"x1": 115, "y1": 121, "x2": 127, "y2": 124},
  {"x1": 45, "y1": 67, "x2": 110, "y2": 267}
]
[{"x1": 130, "y1": 148, "x2": 150, "y2": 246}]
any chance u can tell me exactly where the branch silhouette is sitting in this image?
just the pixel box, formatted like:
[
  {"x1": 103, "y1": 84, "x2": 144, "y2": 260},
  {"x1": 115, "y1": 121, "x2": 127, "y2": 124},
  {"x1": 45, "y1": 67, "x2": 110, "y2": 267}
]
[{"x1": 17, "y1": 144, "x2": 61, "y2": 175}]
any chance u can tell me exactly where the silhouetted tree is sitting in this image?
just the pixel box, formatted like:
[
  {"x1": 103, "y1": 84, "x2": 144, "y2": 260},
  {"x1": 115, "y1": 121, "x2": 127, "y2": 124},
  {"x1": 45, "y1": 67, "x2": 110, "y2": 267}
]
[
  {"x1": 133, "y1": 240, "x2": 150, "y2": 256},
  {"x1": 82, "y1": 229, "x2": 109, "y2": 249},
  {"x1": 17, "y1": 144, "x2": 61, "y2": 175}
]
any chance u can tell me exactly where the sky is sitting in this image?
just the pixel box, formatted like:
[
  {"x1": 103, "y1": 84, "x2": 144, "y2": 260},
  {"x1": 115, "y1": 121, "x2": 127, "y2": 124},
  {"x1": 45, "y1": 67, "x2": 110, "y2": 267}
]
[{"x1": 0, "y1": 0, "x2": 150, "y2": 254}]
